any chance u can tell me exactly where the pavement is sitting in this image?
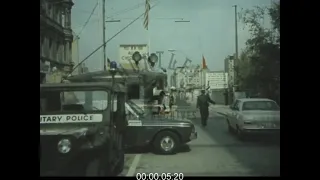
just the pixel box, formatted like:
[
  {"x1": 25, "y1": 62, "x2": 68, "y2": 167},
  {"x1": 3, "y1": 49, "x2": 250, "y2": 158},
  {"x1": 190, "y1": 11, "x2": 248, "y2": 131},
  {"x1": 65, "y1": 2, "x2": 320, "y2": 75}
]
[{"x1": 120, "y1": 105, "x2": 280, "y2": 176}]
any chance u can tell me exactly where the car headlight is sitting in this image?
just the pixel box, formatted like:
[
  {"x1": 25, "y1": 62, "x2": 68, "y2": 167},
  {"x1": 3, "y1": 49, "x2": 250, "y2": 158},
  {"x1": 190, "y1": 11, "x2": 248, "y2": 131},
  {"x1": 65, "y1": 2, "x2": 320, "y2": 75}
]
[{"x1": 57, "y1": 139, "x2": 71, "y2": 154}]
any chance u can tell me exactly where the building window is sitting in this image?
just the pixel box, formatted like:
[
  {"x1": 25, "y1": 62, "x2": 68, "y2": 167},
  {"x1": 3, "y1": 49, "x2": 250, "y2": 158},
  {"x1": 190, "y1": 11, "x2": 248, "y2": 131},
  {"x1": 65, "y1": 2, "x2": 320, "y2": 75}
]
[
  {"x1": 49, "y1": 38, "x2": 52, "y2": 59},
  {"x1": 40, "y1": 36, "x2": 43, "y2": 56},
  {"x1": 61, "y1": 11, "x2": 65, "y2": 28},
  {"x1": 55, "y1": 8, "x2": 60, "y2": 24},
  {"x1": 56, "y1": 42, "x2": 61, "y2": 62},
  {"x1": 48, "y1": 4, "x2": 52, "y2": 17}
]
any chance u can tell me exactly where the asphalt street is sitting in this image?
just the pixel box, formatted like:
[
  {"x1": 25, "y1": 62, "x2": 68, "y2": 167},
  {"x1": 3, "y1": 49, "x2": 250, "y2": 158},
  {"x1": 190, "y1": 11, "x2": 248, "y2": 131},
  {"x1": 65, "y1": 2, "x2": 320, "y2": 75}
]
[{"x1": 121, "y1": 110, "x2": 280, "y2": 176}]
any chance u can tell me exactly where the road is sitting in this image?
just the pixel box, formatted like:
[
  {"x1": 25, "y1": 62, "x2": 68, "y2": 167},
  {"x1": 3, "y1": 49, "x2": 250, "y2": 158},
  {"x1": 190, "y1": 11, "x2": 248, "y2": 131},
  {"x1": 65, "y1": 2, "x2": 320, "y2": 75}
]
[{"x1": 121, "y1": 110, "x2": 280, "y2": 176}]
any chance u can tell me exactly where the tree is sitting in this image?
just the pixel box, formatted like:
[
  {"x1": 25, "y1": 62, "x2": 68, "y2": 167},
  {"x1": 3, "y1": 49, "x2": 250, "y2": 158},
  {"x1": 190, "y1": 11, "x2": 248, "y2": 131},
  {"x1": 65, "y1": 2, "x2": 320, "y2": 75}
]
[{"x1": 230, "y1": 1, "x2": 280, "y2": 101}]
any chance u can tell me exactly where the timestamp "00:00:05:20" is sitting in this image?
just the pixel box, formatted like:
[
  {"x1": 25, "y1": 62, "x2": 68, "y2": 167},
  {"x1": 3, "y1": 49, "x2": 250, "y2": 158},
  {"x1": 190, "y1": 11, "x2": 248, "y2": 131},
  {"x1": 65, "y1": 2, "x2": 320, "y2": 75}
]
[{"x1": 136, "y1": 173, "x2": 184, "y2": 180}]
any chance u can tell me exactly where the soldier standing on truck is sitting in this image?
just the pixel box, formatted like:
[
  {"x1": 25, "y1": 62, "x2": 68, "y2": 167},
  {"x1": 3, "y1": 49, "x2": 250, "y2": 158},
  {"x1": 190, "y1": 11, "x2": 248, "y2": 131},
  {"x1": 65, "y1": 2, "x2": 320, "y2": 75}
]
[{"x1": 196, "y1": 89, "x2": 215, "y2": 127}]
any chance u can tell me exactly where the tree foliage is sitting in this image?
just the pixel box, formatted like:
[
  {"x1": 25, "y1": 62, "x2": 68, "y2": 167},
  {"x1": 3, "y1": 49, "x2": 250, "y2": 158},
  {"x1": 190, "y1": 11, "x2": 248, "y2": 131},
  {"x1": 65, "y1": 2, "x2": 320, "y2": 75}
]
[{"x1": 230, "y1": 1, "x2": 280, "y2": 102}]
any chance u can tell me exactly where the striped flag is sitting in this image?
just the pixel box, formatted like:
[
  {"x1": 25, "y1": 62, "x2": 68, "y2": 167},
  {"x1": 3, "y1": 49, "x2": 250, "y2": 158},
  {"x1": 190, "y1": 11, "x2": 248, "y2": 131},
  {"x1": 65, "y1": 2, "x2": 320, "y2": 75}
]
[{"x1": 144, "y1": 0, "x2": 150, "y2": 30}]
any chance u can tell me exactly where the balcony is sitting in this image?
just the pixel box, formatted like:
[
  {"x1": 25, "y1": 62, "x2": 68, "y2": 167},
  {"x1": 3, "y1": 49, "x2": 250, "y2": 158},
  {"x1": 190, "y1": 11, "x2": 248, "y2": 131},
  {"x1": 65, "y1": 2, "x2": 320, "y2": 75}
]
[{"x1": 40, "y1": 14, "x2": 64, "y2": 34}]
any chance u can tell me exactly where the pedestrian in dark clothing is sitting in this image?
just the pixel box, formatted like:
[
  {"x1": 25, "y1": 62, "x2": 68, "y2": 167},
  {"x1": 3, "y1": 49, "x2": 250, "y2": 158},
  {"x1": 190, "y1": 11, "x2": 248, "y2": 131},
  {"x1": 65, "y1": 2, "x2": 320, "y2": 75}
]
[{"x1": 196, "y1": 90, "x2": 215, "y2": 127}]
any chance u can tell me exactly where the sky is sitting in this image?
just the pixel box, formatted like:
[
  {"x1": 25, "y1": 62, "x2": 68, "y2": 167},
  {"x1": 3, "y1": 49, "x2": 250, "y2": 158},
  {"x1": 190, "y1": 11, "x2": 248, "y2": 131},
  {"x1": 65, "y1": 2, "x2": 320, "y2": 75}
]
[{"x1": 71, "y1": 0, "x2": 274, "y2": 72}]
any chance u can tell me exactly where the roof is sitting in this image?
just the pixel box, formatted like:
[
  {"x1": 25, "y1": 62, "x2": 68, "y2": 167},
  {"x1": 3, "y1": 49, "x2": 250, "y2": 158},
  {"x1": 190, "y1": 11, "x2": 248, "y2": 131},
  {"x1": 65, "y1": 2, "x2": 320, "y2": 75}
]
[
  {"x1": 66, "y1": 70, "x2": 167, "y2": 85},
  {"x1": 238, "y1": 98, "x2": 274, "y2": 102},
  {"x1": 40, "y1": 82, "x2": 127, "y2": 92}
]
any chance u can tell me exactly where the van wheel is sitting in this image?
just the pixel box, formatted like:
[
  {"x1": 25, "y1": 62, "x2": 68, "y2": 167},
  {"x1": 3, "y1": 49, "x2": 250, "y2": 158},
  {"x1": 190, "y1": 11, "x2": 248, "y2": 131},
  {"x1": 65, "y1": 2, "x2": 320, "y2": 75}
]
[{"x1": 152, "y1": 131, "x2": 180, "y2": 155}]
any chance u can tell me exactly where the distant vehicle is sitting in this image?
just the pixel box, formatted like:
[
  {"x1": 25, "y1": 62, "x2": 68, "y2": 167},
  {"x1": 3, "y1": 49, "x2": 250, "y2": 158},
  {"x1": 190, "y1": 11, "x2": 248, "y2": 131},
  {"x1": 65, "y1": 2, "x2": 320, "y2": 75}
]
[
  {"x1": 124, "y1": 100, "x2": 197, "y2": 154},
  {"x1": 226, "y1": 98, "x2": 280, "y2": 140},
  {"x1": 40, "y1": 82, "x2": 127, "y2": 176}
]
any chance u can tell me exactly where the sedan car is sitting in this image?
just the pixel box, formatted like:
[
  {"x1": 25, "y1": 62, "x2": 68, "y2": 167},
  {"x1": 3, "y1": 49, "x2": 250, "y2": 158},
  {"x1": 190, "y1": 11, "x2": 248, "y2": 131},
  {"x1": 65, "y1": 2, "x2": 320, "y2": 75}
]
[
  {"x1": 226, "y1": 98, "x2": 280, "y2": 140},
  {"x1": 124, "y1": 100, "x2": 197, "y2": 154}
]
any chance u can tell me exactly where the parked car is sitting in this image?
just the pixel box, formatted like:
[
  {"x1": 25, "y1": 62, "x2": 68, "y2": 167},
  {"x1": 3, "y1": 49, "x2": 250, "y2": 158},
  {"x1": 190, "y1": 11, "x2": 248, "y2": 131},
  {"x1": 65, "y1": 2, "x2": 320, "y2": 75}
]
[
  {"x1": 124, "y1": 100, "x2": 197, "y2": 154},
  {"x1": 226, "y1": 98, "x2": 280, "y2": 140}
]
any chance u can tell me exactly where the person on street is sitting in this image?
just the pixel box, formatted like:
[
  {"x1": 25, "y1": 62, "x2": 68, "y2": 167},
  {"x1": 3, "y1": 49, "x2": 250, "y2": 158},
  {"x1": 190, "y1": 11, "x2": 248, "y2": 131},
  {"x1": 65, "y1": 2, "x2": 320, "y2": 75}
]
[{"x1": 196, "y1": 89, "x2": 216, "y2": 127}]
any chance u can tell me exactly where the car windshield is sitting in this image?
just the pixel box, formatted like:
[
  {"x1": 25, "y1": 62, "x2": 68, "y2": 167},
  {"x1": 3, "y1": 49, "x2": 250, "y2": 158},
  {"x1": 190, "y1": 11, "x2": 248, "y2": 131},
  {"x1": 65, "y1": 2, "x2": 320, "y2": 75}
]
[
  {"x1": 242, "y1": 101, "x2": 280, "y2": 111},
  {"x1": 40, "y1": 90, "x2": 108, "y2": 112}
]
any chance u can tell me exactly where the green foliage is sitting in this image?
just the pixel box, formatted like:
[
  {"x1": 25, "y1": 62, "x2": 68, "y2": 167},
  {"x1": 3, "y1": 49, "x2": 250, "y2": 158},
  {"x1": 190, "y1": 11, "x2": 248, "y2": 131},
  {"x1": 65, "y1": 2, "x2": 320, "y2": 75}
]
[{"x1": 230, "y1": 1, "x2": 280, "y2": 100}]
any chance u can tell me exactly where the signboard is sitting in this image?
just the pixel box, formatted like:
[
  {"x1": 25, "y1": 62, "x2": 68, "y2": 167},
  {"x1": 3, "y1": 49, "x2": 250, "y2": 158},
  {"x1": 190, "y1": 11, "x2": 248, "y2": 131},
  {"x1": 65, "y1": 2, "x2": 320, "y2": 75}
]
[
  {"x1": 40, "y1": 114, "x2": 103, "y2": 124},
  {"x1": 119, "y1": 44, "x2": 149, "y2": 70}
]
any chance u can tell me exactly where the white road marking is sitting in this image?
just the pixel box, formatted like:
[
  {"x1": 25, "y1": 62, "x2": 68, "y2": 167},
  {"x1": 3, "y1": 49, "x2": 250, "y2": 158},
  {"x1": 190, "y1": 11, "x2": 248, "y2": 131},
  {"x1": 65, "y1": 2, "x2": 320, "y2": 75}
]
[{"x1": 126, "y1": 154, "x2": 142, "y2": 176}]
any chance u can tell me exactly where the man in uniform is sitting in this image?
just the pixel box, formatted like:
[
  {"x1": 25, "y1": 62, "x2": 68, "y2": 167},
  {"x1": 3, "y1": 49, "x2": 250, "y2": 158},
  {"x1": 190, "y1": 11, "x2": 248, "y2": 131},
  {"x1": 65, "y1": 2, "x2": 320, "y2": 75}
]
[{"x1": 196, "y1": 89, "x2": 215, "y2": 127}]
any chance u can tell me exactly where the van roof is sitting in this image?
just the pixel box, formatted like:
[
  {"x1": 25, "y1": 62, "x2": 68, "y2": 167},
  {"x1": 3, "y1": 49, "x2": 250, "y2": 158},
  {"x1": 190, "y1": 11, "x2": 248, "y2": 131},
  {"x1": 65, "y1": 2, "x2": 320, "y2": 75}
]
[{"x1": 40, "y1": 82, "x2": 126, "y2": 92}]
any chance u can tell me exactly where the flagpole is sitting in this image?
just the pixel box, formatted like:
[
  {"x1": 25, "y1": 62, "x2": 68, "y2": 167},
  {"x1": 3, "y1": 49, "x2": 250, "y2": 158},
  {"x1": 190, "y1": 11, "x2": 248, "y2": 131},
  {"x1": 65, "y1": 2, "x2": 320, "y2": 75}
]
[
  {"x1": 148, "y1": 27, "x2": 151, "y2": 56},
  {"x1": 147, "y1": 0, "x2": 151, "y2": 56}
]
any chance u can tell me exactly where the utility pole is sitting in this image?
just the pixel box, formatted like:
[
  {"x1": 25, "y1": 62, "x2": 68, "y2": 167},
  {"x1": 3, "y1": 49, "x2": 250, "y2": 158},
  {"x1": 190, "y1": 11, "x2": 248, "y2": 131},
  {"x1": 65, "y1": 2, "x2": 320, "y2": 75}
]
[
  {"x1": 155, "y1": 51, "x2": 164, "y2": 68},
  {"x1": 233, "y1": 5, "x2": 239, "y2": 91},
  {"x1": 102, "y1": 0, "x2": 106, "y2": 70}
]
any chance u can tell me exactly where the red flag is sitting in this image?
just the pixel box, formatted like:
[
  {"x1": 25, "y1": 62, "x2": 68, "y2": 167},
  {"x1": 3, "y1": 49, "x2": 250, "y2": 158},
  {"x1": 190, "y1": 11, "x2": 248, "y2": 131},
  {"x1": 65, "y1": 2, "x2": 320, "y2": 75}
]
[{"x1": 202, "y1": 55, "x2": 207, "y2": 69}]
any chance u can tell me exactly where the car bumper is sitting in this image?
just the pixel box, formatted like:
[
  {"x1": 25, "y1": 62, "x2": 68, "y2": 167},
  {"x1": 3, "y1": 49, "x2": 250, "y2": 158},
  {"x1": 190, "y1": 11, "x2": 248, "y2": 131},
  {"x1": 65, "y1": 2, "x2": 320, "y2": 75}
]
[
  {"x1": 241, "y1": 128, "x2": 280, "y2": 135},
  {"x1": 189, "y1": 131, "x2": 198, "y2": 140}
]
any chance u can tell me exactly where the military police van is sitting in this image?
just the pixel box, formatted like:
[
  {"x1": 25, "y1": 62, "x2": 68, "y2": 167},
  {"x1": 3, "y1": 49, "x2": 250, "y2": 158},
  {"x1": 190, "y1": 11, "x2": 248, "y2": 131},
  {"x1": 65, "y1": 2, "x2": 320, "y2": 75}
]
[{"x1": 40, "y1": 82, "x2": 127, "y2": 176}]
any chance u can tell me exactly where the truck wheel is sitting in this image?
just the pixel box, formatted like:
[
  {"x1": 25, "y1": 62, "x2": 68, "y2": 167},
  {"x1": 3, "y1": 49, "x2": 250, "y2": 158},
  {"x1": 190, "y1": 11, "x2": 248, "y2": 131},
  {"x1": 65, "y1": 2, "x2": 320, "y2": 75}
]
[
  {"x1": 113, "y1": 150, "x2": 125, "y2": 175},
  {"x1": 152, "y1": 131, "x2": 180, "y2": 155}
]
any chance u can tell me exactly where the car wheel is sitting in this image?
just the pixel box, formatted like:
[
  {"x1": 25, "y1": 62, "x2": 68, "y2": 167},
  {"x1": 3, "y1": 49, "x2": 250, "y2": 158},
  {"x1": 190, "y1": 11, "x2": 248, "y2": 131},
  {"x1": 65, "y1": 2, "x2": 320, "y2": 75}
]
[
  {"x1": 235, "y1": 126, "x2": 245, "y2": 141},
  {"x1": 153, "y1": 131, "x2": 180, "y2": 155}
]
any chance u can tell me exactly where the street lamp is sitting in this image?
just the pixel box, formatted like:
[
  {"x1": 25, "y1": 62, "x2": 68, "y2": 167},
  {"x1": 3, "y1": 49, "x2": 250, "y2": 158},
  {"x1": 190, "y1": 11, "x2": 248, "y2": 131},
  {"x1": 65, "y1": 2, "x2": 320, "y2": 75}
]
[
  {"x1": 132, "y1": 51, "x2": 142, "y2": 66},
  {"x1": 148, "y1": 53, "x2": 158, "y2": 68}
]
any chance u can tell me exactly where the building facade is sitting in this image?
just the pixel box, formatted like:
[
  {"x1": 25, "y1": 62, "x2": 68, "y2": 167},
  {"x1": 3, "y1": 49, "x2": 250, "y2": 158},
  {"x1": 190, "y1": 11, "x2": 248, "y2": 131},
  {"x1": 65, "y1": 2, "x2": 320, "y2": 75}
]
[{"x1": 40, "y1": 0, "x2": 74, "y2": 83}]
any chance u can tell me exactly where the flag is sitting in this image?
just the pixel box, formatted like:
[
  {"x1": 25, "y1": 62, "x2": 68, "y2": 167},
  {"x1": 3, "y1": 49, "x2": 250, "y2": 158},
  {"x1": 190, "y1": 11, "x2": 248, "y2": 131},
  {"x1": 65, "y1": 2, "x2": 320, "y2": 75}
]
[
  {"x1": 144, "y1": 0, "x2": 150, "y2": 30},
  {"x1": 202, "y1": 55, "x2": 207, "y2": 69}
]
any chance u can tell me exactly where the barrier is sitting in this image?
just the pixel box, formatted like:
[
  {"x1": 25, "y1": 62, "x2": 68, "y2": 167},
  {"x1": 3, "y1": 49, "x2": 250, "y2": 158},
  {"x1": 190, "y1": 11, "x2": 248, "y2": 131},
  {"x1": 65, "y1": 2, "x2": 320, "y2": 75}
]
[{"x1": 175, "y1": 106, "x2": 197, "y2": 119}]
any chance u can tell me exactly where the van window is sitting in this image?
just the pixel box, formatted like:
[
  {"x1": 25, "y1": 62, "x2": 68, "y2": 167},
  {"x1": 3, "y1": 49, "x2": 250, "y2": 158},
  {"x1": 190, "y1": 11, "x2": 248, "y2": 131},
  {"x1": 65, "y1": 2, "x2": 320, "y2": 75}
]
[{"x1": 40, "y1": 90, "x2": 109, "y2": 113}]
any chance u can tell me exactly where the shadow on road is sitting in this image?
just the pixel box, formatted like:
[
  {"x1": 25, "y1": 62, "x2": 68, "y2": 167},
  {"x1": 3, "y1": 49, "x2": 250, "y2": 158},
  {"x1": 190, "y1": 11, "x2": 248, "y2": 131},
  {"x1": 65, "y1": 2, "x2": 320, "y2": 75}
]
[
  {"x1": 189, "y1": 115, "x2": 280, "y2": 176},
  {"x1": 125, "y1": 144, "x2": 191, "y2": 154}
]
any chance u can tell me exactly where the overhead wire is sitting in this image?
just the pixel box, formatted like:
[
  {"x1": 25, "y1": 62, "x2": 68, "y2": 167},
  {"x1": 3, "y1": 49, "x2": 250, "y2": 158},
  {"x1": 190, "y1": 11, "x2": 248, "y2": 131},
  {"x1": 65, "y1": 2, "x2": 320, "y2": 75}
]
[
  {"x1": 106, "y1": 0, "x2": 159, "y2": 20},
  {"x1": 75, "y1": 0, "x2": 99, "y2": 38},
  {"x1": 69, "y1": 1, "x2": 161, "y2": 75},
  {"x1": 106, "y1": 2, "x2": 145, "y2": 19}
]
